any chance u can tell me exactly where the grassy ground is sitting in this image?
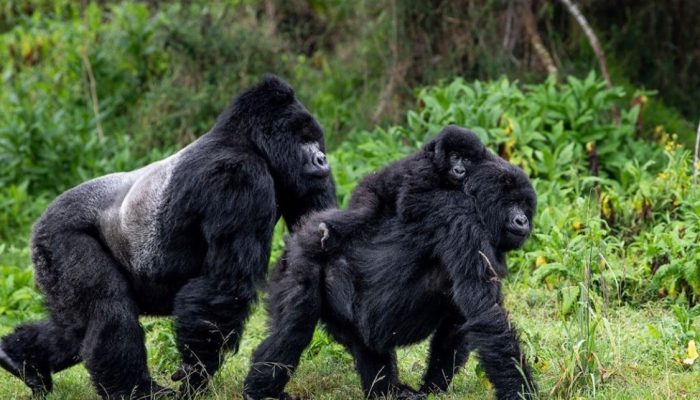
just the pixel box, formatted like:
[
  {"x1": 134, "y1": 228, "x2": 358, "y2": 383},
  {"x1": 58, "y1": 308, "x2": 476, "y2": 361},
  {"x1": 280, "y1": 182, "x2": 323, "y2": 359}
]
[{"x1": 1, "y1": 284, "x2": 697, "y2": 400}]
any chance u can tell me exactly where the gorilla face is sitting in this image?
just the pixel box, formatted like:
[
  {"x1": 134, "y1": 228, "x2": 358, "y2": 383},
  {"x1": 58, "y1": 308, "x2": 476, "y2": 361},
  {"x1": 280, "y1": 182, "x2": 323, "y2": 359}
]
[
  {"x1": 425, "y1": 125, "x2": 491, "y2": 187},
  {"x1": 502, "y1": 204, "x2": 532, "y2": 250},
  {"x1": 239, "y1": 78, "x2": 334, "y2": 197},
  {"x1": 464, "y1": 156, "x2": 536, "y2": 251},
  {"x1": 301, "y1": 142, "x2": 330, "y2": 178},
  {"x1": 283, "y1": 109, "x2": 330, "y2": 179}
]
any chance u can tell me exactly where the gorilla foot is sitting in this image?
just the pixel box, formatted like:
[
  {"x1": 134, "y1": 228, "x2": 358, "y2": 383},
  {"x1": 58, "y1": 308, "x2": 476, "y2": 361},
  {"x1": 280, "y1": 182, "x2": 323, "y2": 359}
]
[
  {"x1": 0, "y1": 344, "x2": 51, "y2": 396},
  {"x1": 244, "y1": 392, "x2": 300, "y2": 400},
  {"x1": 393, "y1": 384, "x2": 427, "y2": 400}
]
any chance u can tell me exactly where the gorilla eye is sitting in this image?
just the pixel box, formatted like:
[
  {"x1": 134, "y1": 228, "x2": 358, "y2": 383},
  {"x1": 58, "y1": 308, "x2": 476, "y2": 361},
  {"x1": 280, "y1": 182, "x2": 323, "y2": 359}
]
[{"x1": 300, "y1": 126, "x2": 318, "y2": 142}]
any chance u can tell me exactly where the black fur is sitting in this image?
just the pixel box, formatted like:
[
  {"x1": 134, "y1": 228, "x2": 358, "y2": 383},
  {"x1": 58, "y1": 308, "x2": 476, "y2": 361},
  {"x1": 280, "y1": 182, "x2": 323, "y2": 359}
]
[
  {"x1": 318, "y1": 125, "x2": 488, "y2": 251},
  {"x1": 243, "y1": 128, "x2": 537, "y2": 400},
  {"x1": 0, "y1": 76, "x2": 336, "y2": 399}
]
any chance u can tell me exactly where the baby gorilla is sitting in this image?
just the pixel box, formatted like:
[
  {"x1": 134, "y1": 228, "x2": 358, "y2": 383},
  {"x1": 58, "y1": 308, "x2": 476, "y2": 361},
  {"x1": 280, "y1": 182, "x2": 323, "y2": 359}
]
[
  {"x1": 244, "y1": 130, "x2": 537, "y2": 400},
  {"x1": 318, "y1": 125, "x2": 488, "y2": 251}
]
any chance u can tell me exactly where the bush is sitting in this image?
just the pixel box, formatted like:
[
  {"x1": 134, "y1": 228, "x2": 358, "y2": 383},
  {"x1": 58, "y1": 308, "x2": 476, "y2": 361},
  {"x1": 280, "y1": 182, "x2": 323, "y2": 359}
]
[{"x1": 330, "y1": 74, "x2": 699, "y2": 304}]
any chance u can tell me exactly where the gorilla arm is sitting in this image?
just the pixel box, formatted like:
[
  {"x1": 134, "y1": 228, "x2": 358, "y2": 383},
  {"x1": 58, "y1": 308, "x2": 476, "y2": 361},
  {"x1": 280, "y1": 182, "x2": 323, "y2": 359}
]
[
  {"x1": 171, "y1": 163, "x2": 277, "y2": 395},
  {"x1": 318, "y1": 154, "x2": 425, "y2": 251},
  {"x1": 431, "y1": 217, "x2": 534, "y2": 400}
]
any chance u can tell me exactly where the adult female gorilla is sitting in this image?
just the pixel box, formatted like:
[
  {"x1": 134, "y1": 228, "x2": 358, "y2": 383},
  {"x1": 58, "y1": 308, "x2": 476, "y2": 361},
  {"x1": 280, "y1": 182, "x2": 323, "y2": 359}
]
[
  {"x1": 244, "y1": 128, "x2": 537, "y2": 400},
  {"x1": 0, "y1": 76, "x2": 337, "y2": 398}
]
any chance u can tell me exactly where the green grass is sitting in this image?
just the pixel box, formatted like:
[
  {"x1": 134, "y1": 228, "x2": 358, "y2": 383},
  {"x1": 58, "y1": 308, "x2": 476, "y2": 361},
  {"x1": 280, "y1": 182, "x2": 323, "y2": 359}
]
[{"x1": 1, "y1": 284, "x2": 698, "y2": 399}]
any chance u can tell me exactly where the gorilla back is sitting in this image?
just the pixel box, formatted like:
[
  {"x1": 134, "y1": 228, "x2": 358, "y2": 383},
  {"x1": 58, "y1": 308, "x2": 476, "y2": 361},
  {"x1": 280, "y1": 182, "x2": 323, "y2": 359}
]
[{"x1": 0, "y1": 76, "x2": 336, "y2": 399}]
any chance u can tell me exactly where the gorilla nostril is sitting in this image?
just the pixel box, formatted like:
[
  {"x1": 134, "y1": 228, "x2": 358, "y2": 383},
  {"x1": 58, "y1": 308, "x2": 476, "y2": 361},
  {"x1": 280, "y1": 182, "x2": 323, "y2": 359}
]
[
  {"x1": 314, "y1": 153, "x2": 327, "y2": 167},
  {"x1": 513, "y1": 215, "x2": 528, "y2": 227},
  {"x1": 452, "y1": 166, "x2": 465, "y2": 176}
]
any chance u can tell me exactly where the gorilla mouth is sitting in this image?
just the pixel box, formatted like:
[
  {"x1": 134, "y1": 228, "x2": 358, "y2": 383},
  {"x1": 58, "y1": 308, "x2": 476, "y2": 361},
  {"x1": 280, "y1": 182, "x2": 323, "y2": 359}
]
[
  {"x1": 303, "y1": 164, "x2": 331, "y2": 178},
  {"x1": 506, "y1": 228, "x2": 529, "y2": 237},
  {"x1": 305, "y1": 169, "x2": 331, "y2": 178}
]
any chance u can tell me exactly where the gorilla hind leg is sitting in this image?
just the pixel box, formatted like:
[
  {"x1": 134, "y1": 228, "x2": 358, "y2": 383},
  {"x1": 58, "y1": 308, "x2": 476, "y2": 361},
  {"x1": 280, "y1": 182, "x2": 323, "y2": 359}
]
[
  {"x1": 0, "y1": 320, "x2": 71, "y2": 396},
  {"x1": 81, "y1": 297, "x2": 171, "y2": 399},
  {"x1": 243, "y1": 258, "x2": 323, "y2": 400},
  {"x1": 1, "y1": 278, "x2": 82, "y2": 394},
  {"x1": 351, "y1": 345, "x2": 424, "y2": 400},
  {"x1": 420, "y1": 316, "x2": 469, "y2": 395},
  {"x1": 36, "y1": 231, "x2": 167, "y2": 399}
]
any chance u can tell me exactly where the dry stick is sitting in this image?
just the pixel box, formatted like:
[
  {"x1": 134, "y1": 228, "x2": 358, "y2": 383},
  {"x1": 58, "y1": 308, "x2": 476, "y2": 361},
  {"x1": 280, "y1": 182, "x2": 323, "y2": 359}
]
[
  {"x1": 80, "y1": 48, "x2": 105, "y2": 142},
  {"x1": 372, "y1": 0, "x2": 409, "y2": 124},
  {"x1": 264, "y1": 0, "x2": 277, "y2": 38},
  {"x1": 558, "y1": 0, "x2": 619, "y2": 123},
  {"x1": 694, "y1": 119, "x2": 700, "y2": 183},
  {"x1": 522, "y1": 1, "x2": 558, "y2": 80},
  {"x1": 558, "y1": 0, "x2": 610, "y2": 87},
  {"x1": 478, "y1": 251, "x2": 500, "y2": 282}
]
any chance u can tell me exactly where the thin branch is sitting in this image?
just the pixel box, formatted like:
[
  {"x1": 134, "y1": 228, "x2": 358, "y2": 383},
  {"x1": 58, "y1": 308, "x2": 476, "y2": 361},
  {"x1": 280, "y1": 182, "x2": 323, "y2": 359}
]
[
  {"x1": 694, "y1": 119, "x2": 700, "y2": 183},
  {"x1": 522, "y1": 1, "x2": 558, "y2": 80},
  {"x1": 264, "y1": 0, "x2": 277, "y2": 38},
  {"x1": 559, "y1": 0, "x2": 619, "y2": 123},
  {"x1": 558, "y1": 0, "x2": 611, "y2": 88},
  {"x1": 80, "y1": 48, "x2": 104, "y2": 142},
  {"x1": 372, "y1": 0, "x2": 408, "y2": 124},
  {"x1": 502, "y1": 1, "x2": 515, "y2": 52},
  {"x1": 478, "y1": 251, "x2": 500, "y2": 282}
]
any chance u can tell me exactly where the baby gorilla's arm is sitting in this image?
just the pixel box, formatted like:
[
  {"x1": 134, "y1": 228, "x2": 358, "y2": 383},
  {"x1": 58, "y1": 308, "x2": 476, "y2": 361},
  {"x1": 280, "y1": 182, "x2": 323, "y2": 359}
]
[{"x1": 316, "y1": 207, "x2": 377, "y2": 251}]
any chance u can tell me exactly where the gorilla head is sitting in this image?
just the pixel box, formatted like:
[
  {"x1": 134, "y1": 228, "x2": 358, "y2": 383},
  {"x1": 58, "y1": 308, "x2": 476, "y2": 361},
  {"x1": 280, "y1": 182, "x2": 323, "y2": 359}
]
[
  {"x1": 218, "y1": 76, "x2": 332, "y2": 198},
  {"x1": 213, "y1": 75, "x2": 336, "y2": 229},
  {"x1": 424, "y1": 125, "x2": 490, "y2": 187},
  {"x1": 464, "y1": 157, "x2": 537, "y2": 251}
]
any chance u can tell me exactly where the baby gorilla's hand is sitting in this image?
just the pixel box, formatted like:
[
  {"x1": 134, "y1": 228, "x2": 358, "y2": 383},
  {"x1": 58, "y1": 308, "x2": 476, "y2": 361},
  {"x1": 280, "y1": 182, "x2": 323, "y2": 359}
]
[
  {"x1": 319, "y1": 222, "x2": 330, "y2": 249},
  {"x1": 318, "y1": 221, "x2": 346, "y2": 253}
]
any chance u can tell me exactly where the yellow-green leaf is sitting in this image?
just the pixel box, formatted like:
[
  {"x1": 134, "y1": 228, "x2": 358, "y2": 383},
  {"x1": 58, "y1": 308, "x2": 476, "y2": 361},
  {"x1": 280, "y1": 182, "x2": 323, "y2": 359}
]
[{"x1": 682, "y1": 340, "x2": 698, "y2": 366}]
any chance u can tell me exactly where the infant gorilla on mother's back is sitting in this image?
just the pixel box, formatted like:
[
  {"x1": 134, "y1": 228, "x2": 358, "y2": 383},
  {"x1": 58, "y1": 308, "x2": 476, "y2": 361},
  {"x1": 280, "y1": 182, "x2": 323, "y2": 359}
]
[{"x1": 244, "y1": 126, "x2": 537, "y2": 400}]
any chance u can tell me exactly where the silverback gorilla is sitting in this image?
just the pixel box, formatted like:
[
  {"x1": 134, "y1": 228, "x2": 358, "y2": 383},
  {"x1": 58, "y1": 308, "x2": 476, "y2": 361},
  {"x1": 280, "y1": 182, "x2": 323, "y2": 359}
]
[
  {"x1": 244, "y1": 127, "x2": 537, "y2": 400},
  {"x1": 0, "y1": 76, "x2": 337, "y2": 398}
]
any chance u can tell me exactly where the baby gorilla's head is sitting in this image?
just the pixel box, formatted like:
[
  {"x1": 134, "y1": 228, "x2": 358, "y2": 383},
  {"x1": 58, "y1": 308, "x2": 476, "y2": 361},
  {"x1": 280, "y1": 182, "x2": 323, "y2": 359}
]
[
  {"x1": 423, "y1": 125, "x2": 493, "y2": 187},
  {"x1": 464, "y1": 156, "x2": 537, "y2": 251}
]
